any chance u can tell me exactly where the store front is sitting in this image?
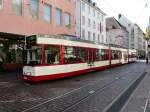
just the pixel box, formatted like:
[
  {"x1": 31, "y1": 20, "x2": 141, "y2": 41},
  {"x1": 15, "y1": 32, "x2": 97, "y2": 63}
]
[
  {"x1": 0, "y1": 32, "x2": 25, "y2": 72},
  {"x1": 137, "y1": 50, "x2": 146, "y2": 59}
]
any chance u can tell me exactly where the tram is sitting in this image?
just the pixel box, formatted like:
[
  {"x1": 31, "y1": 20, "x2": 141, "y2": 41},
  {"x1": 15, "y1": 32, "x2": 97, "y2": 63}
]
[{"x1": 23, "y1": 34, "x2": 136, "y2": 82}]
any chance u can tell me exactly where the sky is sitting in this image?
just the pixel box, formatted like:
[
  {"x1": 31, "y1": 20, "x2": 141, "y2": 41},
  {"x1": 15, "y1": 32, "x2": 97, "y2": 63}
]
[{"x1": 93, "y1": 0, "x2": 150, "y2": 32}]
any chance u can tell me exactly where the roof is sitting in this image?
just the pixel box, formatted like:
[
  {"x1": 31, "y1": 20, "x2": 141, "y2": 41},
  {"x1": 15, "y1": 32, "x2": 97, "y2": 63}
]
[
  {"x1": 106, "y1": 17, "x2": 128, "y2": 32},
  {"x1": 82, "y1": 0, "x2": 106, "y2": 16}
]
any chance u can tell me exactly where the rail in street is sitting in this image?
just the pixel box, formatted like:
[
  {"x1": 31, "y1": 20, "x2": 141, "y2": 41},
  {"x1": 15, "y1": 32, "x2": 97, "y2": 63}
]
[{"x1": 0, "y1": 62, "x2": 149, "y2": 112}]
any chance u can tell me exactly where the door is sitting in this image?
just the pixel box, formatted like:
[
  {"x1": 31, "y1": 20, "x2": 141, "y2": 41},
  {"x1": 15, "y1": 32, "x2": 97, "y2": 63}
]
[{"x1": 87, "y1": 48, "x2": 95, "y2": 67}]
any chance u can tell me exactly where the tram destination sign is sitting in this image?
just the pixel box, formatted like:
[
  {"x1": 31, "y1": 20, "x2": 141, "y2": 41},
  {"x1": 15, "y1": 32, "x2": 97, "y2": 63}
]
[{"x1": 26, "y1": 35, "x2": 37, "y2": 44}]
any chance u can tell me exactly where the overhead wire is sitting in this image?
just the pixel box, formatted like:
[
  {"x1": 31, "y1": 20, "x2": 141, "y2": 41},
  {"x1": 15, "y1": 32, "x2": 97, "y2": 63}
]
[
  {"x1": 136, "y1": 0, "x2": 149, "y2": 23},
  {"x1": 95, "y1": 0, "x2": 118, "y2": 17}
]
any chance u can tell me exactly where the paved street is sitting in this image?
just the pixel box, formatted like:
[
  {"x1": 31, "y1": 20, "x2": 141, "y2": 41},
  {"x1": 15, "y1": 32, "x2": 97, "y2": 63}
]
[
  {"x1": 121, "y1": 63, "x2": 150, "y2": 112},
  {"x1": 0, "y1": 62, "x2": 149, "y2": 112}
]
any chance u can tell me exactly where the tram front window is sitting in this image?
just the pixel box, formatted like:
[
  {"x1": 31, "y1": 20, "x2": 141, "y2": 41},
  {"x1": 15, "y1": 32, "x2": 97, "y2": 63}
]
[{"x1": 25, "y1": 46, "x2": 42, "y2": 65}]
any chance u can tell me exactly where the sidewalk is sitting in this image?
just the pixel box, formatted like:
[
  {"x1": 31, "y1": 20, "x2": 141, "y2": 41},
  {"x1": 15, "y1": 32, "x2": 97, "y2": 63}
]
[{"x1": 121, "y1": 64, "x2": 150, "y2": 112}]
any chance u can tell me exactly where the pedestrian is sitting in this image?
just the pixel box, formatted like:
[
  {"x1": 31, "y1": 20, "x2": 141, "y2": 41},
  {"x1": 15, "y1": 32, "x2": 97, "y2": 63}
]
[
  {"x1": 0, "y1": 55, "x2": 4, "y2": 72},
  {"x1": 146, "y1": 56, "x2": 149, "y2": 64}
]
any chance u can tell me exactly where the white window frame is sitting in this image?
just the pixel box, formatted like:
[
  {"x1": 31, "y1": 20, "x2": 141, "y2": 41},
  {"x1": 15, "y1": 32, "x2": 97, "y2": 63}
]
[{"x1": 0, "y1": 0, "x2": 3, "y2": 10}]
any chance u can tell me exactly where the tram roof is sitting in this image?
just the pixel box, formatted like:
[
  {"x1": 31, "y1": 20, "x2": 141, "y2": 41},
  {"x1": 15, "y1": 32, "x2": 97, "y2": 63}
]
[{"x1": 28, "y1": 34, "x2": 130, "y2": 49}]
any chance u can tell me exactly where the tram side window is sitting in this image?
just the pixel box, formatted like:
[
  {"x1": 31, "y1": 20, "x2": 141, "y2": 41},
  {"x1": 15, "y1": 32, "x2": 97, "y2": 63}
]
[
  {"x1": 45, "y1": 46, "x2": 60, "y2": 64},
  {"x1": 118, "y1": 51, "x2": 122, "y2": 59},
  {"x1": 112, "y1": 50, "x2": 120, "y2": 60},
  {"x1": 131, "y1": 53, "x2": 136, "y2": 58},
  {"x1": 64, "y1": 46, "x2": 86, "y2": 64},
  {"x1": 78, "y1": 47, "x2": 86, "y2": 62},
  {"x1": 96, "y1": 49, "x2": 107, "y2": 61},
  {"x1": 26, "y1": 46, "x2": 42, "y2": 64}
]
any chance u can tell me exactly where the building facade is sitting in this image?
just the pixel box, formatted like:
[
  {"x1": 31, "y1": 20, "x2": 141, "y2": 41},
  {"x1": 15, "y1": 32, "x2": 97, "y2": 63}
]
[
  {"x1": 75, "y1": 0, "x2": 106, "y2": 44},
  {"x1": 133, "y1": 24, "x2": 146, "y2": 58},
  {"x1": 118, "y1": 14, "x2": 135, "y2": 49},
  {"x1": 118, "y1": 14, "x2": 146, "y2": 58},
  {"x1": 0, "y1": 0, "x2": 75, "y2": 71},
  {"x1": 106, "y1": 17, "x2": 129, "y2": 48},
  {"x1": 0, "y1": 0, "x2": 75, "y2": 35}
]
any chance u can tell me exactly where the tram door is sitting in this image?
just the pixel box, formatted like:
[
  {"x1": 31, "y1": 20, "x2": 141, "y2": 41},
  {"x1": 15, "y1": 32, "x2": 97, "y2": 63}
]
[{"x1": 87, "y1": 49, "x2": 95, "y2": 68}]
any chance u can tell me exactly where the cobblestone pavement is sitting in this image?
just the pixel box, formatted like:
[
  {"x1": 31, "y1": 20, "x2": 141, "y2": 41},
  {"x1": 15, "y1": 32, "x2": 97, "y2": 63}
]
[
  {"x1": 0, "y1": 62, "x2": 147, "y2": 112},
  {"x1": 120, "y1": 64, "x2": 150, "y2": 112}
]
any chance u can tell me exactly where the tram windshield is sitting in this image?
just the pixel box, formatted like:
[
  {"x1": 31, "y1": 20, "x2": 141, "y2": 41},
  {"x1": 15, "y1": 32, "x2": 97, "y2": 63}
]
[{"x1": 25, "y1": 46, "x2": 42, "y2": 65}]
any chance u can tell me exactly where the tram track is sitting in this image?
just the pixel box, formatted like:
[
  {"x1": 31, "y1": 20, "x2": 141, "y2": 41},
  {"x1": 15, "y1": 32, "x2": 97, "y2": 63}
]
[
  {"x1": 22, "y1": 68, "x2": 143, "y2": 112},
  {"x1": 22, "y1": 75, "x2": 122, "y2": 112},
  {"x1": 0, "y1": 63, "x2": 146, "y2": 112},
  {"x1": 61, "y1": 72, "x2": 146, "y2": 112}
]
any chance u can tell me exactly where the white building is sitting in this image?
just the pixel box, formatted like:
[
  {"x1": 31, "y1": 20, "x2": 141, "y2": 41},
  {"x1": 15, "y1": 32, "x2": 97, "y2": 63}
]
[
  {"x1": 118, "y1": 14, "x2": 146, "y2": 58},
  {"x1": 118, "y1": 14, "x2": 135, "y2": 49},
  {"x1": 75, "y1": 0, "x2": 106, "y2": 44},
  {"x1": 134, "y1": 24, "x2": 146, "y2": 57},
  {"x1": 106, "y1": 17, "x2": 129, "y2": 48}
]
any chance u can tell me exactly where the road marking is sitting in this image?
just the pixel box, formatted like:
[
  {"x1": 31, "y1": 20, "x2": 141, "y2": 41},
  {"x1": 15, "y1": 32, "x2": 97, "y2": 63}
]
[
  {"x1": 21, "y1": 98, "x2": 42, "y2": 102},
  {"x1": 144, "y1": 90, "x2": 150, "y2": 112},
  {"x1": 0, "y1": 100, "x2": 16, "y2": 103},
  {"x1": 89, "y1": 90, "x2": 95, "y2": 94}
]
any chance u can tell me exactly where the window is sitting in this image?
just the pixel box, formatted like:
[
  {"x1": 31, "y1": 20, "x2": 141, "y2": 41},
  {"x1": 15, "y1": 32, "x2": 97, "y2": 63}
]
[
  {"x1": 88, "y1": 18, "x2": 91, "y2": 27},
  {"x1": 25, "y1": 46, "x2": 42, "y2": 64},
  {"x1": 88, "y1": 31, "x2": 91, "y2": 40},
  {"x1": 82, "y1": 2, "x2": 85, "y2": 11},
  {"x1": 45, "y1": 46, "x2": 60, "y2": 64},
  {"x1": 88, "y1": 6, "x2": 90, "y2": 14},
  {"x1": 111, "y1": 50, "x2": 121, "y2": 60},
  {"x1": 102, "y1": 35, "x2": 104, "y2": 43},
  {"x1": 64, "y1": 46, "x2": 86, "y2": 64},
  {"x1": 65, "y1": 12, "x2": 71, "y2": 28},
  {"x1": 30, "y1": 0, "x2": 39, "y2": 19},
  {"x1": 82, "y1": 29, "x2": 85, "y2": 39},
  {"x1": 56, "y1": 8, "x2": 62, "y2": 26},
  {"x1": 12, "y1": 0, "x2": 22, "y2": 15},
  {"x1": 98, "y1": 34, "x2": 100, "y2": 42},
  {"x1": 93, "y1": 21, "x2": 95, "y2": 29},
  {"x1": 93, "y1": 9, "x2": 95, "y2": 17},
  {"x1": 0, "y1": 0, "x2": 3, "y2": 10},
  {"x1": 44, "y1": 4, "x2": 51, "y2": 23},
  {"x1": 96, "y1": 49, "x2": 108, "y2": 61},
  {"x1": 102, "y1": 15, "x2": 104, "y2": 21},
  {"x1": 98, "y1": 23, "x2": 100, "y2": 31},
  {"x1": 82, "y1": 16, "x2": 85, "y2": 25},
  {"x1": 98, "y1": 13, "x2": 100, "y2": 19},
  {"x1": 93, "y1": 33, "x2": 95, "y2": 41}
]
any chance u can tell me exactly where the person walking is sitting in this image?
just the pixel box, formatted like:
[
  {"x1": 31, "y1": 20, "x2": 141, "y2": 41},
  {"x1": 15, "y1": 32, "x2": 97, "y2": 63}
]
[
  {"x1": 146, "y1": 56, "x2": 149, "y2": 64},
  {"x1": 0, "y1": 55, "x2": 4, "y2": 72}
]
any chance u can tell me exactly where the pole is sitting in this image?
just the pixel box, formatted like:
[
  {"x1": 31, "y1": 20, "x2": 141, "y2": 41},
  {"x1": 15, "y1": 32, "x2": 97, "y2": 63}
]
[{"x1": 80, "y1": 0, "x2": 81, "y2": 38}]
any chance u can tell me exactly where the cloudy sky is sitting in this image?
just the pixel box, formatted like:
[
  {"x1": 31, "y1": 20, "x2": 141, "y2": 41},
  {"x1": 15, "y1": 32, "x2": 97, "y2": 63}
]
[{"x1": 93, "y1": 0, "x2": 150, "y2": 32}]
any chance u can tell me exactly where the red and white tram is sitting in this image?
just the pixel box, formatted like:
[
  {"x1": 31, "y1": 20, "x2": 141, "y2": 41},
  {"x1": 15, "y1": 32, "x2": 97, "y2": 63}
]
[{"x1": 23, "y1": 34, "x2": 136, "y2": 82}]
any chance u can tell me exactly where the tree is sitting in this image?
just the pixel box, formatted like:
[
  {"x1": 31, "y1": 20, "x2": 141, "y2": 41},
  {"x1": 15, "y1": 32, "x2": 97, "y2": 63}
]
[{"x1": 145, "y1": 28, "x2": 150, "y2": 41}]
